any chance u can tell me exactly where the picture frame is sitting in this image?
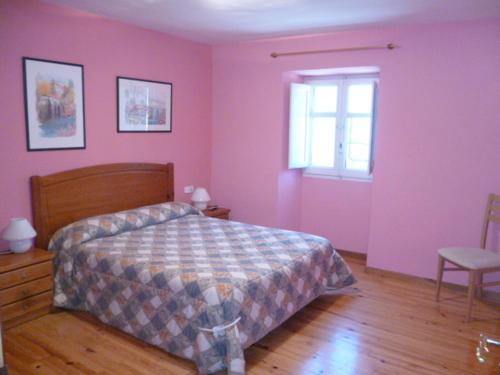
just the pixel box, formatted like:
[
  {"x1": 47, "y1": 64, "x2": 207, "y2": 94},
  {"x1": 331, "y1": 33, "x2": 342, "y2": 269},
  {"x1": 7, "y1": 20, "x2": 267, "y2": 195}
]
[
  {"x1": 117, "y1": 76, "x2": 172, "y2": 133},
  {"x1": 23, "y1": 57, "x2": 86, "y2": 151}
]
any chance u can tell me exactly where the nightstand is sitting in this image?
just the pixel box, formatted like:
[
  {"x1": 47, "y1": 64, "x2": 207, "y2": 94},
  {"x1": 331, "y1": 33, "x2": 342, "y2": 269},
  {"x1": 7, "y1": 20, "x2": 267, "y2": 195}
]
[
  {"x1": 0, "y1": 248, "x2": 54, "y2": 329},
  {"x1": 203, "y1": 207, "x2": 231, "y2": 220}
]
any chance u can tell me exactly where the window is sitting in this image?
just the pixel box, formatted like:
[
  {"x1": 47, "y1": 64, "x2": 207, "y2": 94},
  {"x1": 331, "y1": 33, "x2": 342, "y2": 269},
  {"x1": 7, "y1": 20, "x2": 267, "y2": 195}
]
[{"x1": 288, "y1": 74, "x2": 378, "y2": 180}]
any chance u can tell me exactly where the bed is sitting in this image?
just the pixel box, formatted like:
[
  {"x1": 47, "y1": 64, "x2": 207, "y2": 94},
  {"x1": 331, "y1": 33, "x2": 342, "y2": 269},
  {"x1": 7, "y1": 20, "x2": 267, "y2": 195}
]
[{"x1": 31, "y1": 163, "x2": 355, "y2": 375}]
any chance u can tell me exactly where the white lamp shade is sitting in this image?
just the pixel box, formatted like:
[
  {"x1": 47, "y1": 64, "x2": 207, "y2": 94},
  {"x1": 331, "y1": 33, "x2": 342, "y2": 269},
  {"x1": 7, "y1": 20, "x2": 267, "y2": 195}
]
[
  {"x1": 3, "y1": 218, "x2": 36, "y2": 253},
  {"x1": 3, "y1": 218, "x2": 36, "y2": 241},
  {"x1": 192, "y1": 187, "x2": 211, "y2": 209}
]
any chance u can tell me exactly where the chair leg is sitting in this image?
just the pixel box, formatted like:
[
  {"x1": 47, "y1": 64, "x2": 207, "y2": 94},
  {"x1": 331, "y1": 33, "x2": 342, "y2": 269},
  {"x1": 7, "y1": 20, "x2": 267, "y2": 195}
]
[
  {"x1": 436, "y1": 255, "x2": 445, "y2": 302},
  {"x1": 466, "y1": 271, "x2": 477, "y2": 322},
  {"x1": 476, "y1": 272, "x2": 483, "y2": 299}
]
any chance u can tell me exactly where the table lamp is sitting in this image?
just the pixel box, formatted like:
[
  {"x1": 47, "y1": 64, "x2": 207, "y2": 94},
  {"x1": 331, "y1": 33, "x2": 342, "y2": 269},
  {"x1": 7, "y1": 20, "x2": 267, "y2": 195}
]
[
  {"x1": 192, "y1": 187, "x2": 211, "y2": 210},
  {"x1": 2, "y1": 218, "x2": 37, "y2": 253}
]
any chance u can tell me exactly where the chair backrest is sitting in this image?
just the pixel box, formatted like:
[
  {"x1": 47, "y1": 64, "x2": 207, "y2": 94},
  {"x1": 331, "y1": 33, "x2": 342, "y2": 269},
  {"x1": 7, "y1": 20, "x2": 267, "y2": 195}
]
[{"x1": 480, "y1": 193, "x2": 500, "y2": 249}]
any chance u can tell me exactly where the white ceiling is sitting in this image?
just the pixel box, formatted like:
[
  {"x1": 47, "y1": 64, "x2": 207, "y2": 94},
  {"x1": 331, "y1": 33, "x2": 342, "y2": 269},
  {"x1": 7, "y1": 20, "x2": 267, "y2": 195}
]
[{"x1": 43, "y1": 0, "x2": 500, "y2": 44}]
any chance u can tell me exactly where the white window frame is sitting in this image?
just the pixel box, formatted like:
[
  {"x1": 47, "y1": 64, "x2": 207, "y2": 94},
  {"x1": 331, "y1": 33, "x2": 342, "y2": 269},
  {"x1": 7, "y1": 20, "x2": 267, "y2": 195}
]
[{"x1": 303, "y1": 74, "x2": 378, "y2": 181}]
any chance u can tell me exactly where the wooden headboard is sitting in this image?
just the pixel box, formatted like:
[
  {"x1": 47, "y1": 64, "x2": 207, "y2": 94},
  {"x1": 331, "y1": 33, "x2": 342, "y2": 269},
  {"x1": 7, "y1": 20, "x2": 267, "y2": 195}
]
[{"x1": 31, "y1": 163, "x2": 174, "y2": 249}]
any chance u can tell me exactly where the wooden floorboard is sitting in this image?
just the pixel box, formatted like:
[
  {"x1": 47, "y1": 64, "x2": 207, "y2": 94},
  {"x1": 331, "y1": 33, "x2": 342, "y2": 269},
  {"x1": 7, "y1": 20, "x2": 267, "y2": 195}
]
[{"x1": 4, "y1": 255, "x2": 500, "y2": 374}]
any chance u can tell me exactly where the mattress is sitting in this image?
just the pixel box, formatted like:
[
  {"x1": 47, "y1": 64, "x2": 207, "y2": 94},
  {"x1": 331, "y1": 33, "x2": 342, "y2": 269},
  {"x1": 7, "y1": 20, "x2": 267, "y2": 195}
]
[{"x1": 49, "y1": 202, "x2": 355, "y2": 374}]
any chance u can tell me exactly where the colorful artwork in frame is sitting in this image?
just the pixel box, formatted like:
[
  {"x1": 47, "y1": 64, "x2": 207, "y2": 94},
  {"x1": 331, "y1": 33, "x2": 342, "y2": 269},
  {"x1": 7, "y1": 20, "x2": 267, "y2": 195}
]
[
  {"x1": 117, "y1": 76, "x2": 172, "y2": 133},
  {"x1": 23, "y1": 57, "x2": 86, "y2": 151}
]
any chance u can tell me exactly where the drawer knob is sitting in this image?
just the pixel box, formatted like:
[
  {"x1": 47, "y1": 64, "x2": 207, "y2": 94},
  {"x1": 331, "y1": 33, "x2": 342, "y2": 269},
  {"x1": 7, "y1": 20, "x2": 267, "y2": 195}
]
[
  {"x1": 21, "y1": 271, "x2": 28, "y2": 279},
  {"x1": 21, "y1": 289, "x2": 30, "y2": 297},
  {"x1": 22, "y1": 301, "x2": 31, "y2": 310}
]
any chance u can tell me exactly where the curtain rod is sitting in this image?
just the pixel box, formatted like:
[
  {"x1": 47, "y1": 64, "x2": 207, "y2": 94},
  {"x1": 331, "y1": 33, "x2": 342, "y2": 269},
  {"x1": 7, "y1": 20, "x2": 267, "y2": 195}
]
[{"x1": 270, "y1": 43, "x2": 398, "y2": 58}]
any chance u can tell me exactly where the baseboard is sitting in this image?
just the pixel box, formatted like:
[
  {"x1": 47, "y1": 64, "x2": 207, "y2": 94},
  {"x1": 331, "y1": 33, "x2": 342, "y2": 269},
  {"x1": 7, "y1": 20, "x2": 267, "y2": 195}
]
[
  {"x1": 364, "y1": 266, "x2": 425, "y2": 283},
  {"x1": 335, "y1": 248, "x2": 367, "y2": 261},
  {"x1": 365, "y1": 265, "x2": 500, "y2": 304}
]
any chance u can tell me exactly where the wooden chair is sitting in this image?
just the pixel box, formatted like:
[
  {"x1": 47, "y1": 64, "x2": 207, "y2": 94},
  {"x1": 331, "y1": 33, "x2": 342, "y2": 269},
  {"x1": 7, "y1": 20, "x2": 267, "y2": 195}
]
[{"x1": 436, "y1": 193, "x2": 500, "y2": 322}]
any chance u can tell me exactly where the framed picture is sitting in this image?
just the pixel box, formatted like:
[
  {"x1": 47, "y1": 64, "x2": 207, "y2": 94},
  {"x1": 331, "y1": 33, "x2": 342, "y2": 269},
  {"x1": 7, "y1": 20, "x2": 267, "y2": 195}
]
[
  {"x1": 23, "y1": 57, "x2": 86, "y2": 151},
  {"x1": 117, "y1": 76, "x2": 172, "y2": 133}
]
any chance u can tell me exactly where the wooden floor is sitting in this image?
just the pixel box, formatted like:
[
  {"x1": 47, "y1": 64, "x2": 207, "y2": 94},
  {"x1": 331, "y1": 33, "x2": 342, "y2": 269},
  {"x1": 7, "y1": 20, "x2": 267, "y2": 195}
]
[{"x1": 4, "y1": 255, "x2": 500, "y2": 375}]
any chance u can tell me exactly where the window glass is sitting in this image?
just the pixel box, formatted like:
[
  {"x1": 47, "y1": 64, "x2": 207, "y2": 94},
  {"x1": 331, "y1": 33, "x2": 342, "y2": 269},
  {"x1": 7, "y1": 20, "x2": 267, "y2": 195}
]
[
  {"x1": 345, "y1": 117, "x2": 371, "y2": 171},
  {"x1": 312, "y1": 86, "x2": 338, "y2": 113},
  {"x1": 347, "y1": 84, "x2": 373, "y2": 114},
  {"x1": 310, "y1": 117, "x2": 336, "y2": 168}
]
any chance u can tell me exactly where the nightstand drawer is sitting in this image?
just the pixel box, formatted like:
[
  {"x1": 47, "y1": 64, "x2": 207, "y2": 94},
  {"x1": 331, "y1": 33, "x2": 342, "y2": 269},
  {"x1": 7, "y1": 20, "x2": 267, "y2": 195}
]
[
  {"x1": 0, "y1": 276, "x2": 52, "y2": 306},
  {"x1": 0, "y1": 261, "x2": 52, "y2": 288},
  {"x1": 1, "y1": 291, "x2": 53, "y2": 321}
]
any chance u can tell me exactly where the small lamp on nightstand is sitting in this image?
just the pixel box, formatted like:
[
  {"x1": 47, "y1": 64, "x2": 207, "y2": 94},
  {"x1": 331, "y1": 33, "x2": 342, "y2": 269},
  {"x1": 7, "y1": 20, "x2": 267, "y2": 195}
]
[
  {"x1": 192, "y1": 187, "x2": 211, "y2": 210},
  {"x1": 2, "y1": 218, "x2": 37, "y2": 253}
]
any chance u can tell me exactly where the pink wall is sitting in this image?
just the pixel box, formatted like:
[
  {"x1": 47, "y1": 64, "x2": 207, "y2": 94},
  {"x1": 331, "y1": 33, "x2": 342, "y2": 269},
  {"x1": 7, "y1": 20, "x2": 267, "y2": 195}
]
[
  {"x1": 0, "y1": 0, "x2": 212, "y2": 249},
  {"x1": 366, "y1": 21, "x2": 500, "y2": 284},
  {"x1": 211, "y1": 48, "x2": 283, "y2": 227},
  {"x1": 301, "y1": 178, "x2": 372, "y2": 253},
  {"x1": 211, "y1": 21, "x2": 500, "y2": 286}
]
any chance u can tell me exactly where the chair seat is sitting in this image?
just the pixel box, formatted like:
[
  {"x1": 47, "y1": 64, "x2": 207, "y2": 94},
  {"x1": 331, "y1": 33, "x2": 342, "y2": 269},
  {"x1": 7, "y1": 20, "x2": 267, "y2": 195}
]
[{"x1": 438, "y1": 247, "x2": 500, "y2": 270}]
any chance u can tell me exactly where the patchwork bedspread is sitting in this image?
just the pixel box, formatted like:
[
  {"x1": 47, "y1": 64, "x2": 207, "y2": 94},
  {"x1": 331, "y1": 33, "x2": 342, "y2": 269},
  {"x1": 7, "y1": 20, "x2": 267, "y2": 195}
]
[{"x1": 49, "y1": 202, "x2": 355, "y2": 374}]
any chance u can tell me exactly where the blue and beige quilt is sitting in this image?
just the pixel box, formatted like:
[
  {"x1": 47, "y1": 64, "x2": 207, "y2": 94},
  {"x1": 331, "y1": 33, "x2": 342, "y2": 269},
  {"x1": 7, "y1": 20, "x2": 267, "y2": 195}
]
[{"x1": 49, "y1": 202, "x2": 355, "y2": 374}]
